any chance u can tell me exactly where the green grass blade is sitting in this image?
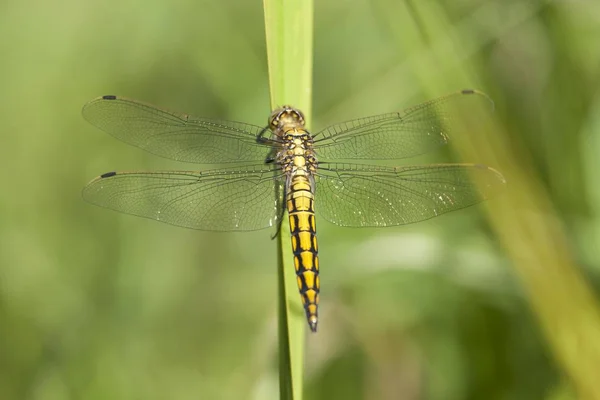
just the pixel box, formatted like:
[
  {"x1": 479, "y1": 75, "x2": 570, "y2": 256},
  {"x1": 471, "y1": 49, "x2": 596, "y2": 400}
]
[{"x1": 263, "y1": 0, "x2": 313, "y2": 399}]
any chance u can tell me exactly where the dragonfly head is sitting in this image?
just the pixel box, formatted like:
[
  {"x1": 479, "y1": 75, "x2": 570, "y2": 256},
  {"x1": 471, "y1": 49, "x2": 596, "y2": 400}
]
[{"x1": 268, "y1": 106, "x2": 305, "y2": 132}]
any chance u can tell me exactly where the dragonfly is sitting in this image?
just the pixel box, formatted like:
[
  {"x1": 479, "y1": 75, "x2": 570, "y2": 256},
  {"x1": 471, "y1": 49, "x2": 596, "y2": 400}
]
[{"x1": 82, "y1": 89, "x2": 506, "y2": 332}]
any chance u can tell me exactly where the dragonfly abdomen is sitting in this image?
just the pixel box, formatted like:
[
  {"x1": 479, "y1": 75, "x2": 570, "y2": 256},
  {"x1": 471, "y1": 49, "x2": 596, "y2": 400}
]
[{"x1": 287, "y1": 174, "x2": 320, "y2": 332}]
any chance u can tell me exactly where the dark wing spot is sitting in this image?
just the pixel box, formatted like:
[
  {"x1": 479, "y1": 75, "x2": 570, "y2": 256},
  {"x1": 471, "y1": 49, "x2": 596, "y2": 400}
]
[
  {"x1": 100, "y1": 171, "x2": 117, "y2": 178},
  {"x1": 101, "y1": 95, "x2": 117, "y2": 100},
  {"x1": 461, "y1": 89, "x2": 475, "y2": 95}
]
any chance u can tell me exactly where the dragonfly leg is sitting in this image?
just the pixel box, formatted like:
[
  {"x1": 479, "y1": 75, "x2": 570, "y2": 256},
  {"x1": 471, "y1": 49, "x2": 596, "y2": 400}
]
[
  {"x1": 265, "y1": 152, "x2": 276, "y2": 164},
  {"x1": 270, "y1": 198, "x2": 286, "y2": 240},
  {"x1": 264, "y1": 145, "x2": 280, "y2": 165},
  {"x1": 270, "y1": 183, "x2": 287, "y2": 240},
  {"x1": 257, "y1": 126, "x2": 281, "y2": 164},
  {"x1": 256, "y1": 125, "x2": 273, "y2": 144}
]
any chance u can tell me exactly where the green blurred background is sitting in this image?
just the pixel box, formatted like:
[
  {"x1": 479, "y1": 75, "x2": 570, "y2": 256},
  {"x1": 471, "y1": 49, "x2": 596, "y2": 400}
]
[{"x1": 2, "y1": 0, "x2": 600, "y2": 399}]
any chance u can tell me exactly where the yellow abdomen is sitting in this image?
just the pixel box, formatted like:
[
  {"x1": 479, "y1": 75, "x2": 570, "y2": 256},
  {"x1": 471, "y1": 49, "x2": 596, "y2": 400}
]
[{"x1": 287, "y1": 174, "x2": 320, "y2": 332}]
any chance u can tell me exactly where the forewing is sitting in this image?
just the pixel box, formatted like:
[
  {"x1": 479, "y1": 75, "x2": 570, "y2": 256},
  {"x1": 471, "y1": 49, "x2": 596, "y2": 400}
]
[
  {"x1": 82, "y1": 165, "x2": 285, "y2": 231},
  {"x1": 313, "y1": 90, "x2": 493, "y2": 160},
  {"x1": 82, "y1": 96, "x2": 271, "y2": 163},
  {"x1": 315, "y1": 163, "x2": 505, "y2": 227}
]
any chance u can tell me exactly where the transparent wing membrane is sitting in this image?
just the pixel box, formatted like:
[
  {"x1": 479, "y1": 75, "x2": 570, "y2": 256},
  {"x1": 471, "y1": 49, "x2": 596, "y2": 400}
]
[
  {"x1": 83, "y1": 90, "x2": 505, "y2": 231},
  {"x1": 315, "y1": 163, "x2": 505, "y2": 227},
  {"x1": 313, "y1": 90, "x2": 493, "y2": 160},
  {"x1": 82, "y1": 165, "x2": 285, "y2": 231},
  {"x1": 82, "y1": 96, "x2": 270, "y2": 164}
]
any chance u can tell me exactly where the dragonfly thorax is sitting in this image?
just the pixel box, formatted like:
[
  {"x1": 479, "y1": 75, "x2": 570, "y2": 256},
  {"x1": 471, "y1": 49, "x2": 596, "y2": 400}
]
[
  {"x1": 276, "y1": 128, "x2": 318, "y2": 175},
  {"x1": 268, "y1": 105, "x2": 306, "y2": 133}
]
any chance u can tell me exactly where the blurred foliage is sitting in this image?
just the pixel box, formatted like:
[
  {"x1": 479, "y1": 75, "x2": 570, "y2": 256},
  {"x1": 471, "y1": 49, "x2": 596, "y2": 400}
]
[{"x1": 1, "y1": 0, "x2": 600, "y2": 399}]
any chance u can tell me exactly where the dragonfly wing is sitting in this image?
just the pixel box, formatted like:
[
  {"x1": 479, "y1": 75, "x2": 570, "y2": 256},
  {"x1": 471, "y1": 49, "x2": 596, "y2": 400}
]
[
  {"x1": 315, "y1": 163, "x2": 505, "y2": 227},
  {"x1": 82, "y1": 96, "x2": 271, "y2": 164},
  {"x1": 313, "y1": 90, "x2": 493, "y2": 160},
  {"x1": 82, "y1": 165, "x2": 285, "y2": 231}
]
